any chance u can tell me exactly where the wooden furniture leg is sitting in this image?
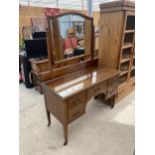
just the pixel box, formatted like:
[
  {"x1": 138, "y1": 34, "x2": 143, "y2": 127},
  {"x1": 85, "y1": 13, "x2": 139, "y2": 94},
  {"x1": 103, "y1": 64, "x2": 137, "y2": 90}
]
[
  {"x1": 61, "y1": 101, "x2": 68, "y2": 145},
  {"x1": 63, "y1": 124, "x2": 68, "y2": 145},
  {"x1": 46, "y1": 110, "x2": 51, "y2": 127},
  {"x1": 94, "y1": 95, "x2": 98, "y2": 99},
  {"x1": 110, "y1": 95, "x2": 116, "y2": 109}
]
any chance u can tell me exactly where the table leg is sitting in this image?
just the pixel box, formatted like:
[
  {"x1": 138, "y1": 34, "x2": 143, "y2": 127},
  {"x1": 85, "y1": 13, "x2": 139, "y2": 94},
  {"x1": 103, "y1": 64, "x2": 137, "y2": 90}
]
[
  {"x1": 110, "y1": 95, "x2": 116, "y2": 109},
  {"x1": 46, "y1": 110, "x2": 51, "y2": 127},
  {"x1": 63, "y1": 124, "x2": 68, "y2": 145}
]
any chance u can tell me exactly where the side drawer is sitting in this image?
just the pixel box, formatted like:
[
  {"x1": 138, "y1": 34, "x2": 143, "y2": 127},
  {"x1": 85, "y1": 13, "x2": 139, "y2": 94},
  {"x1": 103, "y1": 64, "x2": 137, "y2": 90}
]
[
  {"x1": 67, "y1": 92, "x2": 86, "y2": 110},
  {"x1": 68, "y1": 104, "x2": 84, "y2": 123}
]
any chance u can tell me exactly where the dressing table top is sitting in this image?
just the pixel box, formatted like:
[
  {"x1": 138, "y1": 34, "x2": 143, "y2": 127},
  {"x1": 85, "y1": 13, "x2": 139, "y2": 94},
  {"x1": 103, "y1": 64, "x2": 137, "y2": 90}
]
[{"x1": 45, "y1": 66, "x2": 119, "y2": 99}]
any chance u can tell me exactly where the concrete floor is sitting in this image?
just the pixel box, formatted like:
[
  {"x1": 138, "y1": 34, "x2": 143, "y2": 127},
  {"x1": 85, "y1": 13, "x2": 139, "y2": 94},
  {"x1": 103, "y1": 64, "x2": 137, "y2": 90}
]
[{"x1": 19, "y1": 83, "x2": 135, "y2": 155}]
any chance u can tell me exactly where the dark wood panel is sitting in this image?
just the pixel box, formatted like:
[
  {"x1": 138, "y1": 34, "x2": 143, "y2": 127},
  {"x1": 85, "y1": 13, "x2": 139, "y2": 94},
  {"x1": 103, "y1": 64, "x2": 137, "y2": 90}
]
[
  {"x1": 42, "y1": 84, "x2": 63, "y2": 123},
  {"x1": 98, "y1": 10, "x2": 124, "y2": 68}
]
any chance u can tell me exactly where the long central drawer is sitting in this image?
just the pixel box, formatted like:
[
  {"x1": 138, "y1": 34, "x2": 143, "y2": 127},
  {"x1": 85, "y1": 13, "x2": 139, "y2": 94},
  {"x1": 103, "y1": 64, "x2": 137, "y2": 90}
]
[{"x1": 87, "y1": 81, "x2": 107, "y2": 100}]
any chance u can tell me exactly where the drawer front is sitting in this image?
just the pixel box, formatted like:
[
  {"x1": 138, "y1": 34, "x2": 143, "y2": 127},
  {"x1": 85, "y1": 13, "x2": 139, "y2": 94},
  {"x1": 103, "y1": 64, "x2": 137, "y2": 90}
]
[
  {"x1": 107, "y1": 75, "x2": 119, "y2": 98},
  {"x1": 117, "y1": 81, "x2": 134, "y2": 101},
  {"x1": 118, "y1": 87, "x2": 126, "y2": 97},
  {"x1": 129, "y1": 78, "x2": 135, "y2": 87},
  {"x1": 39, "y1": 63, "x2": 49, "y2": 73},
  {"x1": 67, "y1": 92, "x2": 86, "y2": 110},
  {"x1": 68, "y1": 104, "x2": 84, "y2": 123},
  {"x1": 87, "y1": 81, "x2": 107, "y2": 100}
]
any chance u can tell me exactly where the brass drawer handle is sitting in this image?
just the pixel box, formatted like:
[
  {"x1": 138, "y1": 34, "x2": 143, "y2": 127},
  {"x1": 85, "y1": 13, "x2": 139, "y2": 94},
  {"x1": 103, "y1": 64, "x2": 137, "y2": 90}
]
[
  {"x1": 73, "y1": 113, "x2": 77, "y2": 117},
  {"x1": 94, "y1": 87, "x2": 100, "y2": 93},
  {"x1": 73, "y1": 101, "x2": 79, "y2": 106},
  {"x1": 77, "y1": 111, "x2": 80, "y2": 115},
  {"x1": 73, "y1": 110, "x2": 81, "y2": 117},
  {"x1": 77, "y1": 98, "x2": 80, "y2": 102}
]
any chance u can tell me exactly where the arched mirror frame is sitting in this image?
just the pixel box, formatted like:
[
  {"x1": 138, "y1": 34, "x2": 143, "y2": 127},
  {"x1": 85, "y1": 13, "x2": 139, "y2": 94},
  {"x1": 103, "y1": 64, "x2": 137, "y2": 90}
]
[{"x1": 46, "y1": 11, "x2": 95, "y2": 70}]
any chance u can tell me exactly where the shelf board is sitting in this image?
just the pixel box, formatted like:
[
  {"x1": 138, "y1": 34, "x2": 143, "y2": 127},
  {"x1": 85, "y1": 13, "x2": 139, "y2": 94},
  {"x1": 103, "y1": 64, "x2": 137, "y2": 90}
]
[
  {"x1": 125, "y1": 30, "x2": 135, "y2": 33},
  {"x1": 120, "y1": 70, "x2": 128, "y2": 76},
  {"x1": 122, "y1": 43, "x2": 133, "y2": 49},
  {"x1": 131, "y1": 66, "x2": 135, "y2": 70},
  {"x1": 130, "y1": 76, "x2": 135, "y2": 79},
  {"x1": 121, "y1": 57, "x2": 130, "y2": 63},
  {"x1": 119, "y1": 81, "x2": 128, "y2": 88}
]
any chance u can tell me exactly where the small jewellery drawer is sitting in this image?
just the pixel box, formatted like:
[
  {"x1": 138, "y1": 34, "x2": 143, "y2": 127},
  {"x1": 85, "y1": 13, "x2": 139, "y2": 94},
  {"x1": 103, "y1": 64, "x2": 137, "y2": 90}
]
[
  {"x1": 68, "y1": 104, "x2": 84, "y2": 122},
  {"x1": 87, "y1": 81, "x2": 107, "y2": 99},
  {"x1": 107, "y1": 75, "x2": 119, "y2": 98},
  {"x1": 67, "y1": 92, "x2": 86, "y2": 110}
]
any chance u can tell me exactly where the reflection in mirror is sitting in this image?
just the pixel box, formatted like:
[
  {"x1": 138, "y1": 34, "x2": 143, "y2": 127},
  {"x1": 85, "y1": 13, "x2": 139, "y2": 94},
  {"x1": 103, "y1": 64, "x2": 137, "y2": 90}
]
[{"x1": 50, "y1": 14, "x2": 92, "y2": 62}]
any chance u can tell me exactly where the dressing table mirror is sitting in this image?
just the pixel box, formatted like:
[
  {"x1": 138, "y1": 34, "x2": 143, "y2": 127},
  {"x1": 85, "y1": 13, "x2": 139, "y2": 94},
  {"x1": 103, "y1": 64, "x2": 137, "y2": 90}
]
[{"x1": 46, "y1": 12, "x2": 94, "y2": 70}]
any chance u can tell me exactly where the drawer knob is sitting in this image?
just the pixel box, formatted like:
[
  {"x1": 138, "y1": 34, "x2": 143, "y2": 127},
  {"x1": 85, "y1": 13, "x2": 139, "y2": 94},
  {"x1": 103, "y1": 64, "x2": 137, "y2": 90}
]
[
  {"x1": 73, "y1": 110, "x2": 80, "y2": 117},
  {"x1": 73, "y1": 112, "x2": 77, "y2": 116},
  {"x1": 94, "y1": 88, "x2": 99, "y2": 92},
  {"x1": 73, "y1": 101, "x2": 79, "y2": 106}
]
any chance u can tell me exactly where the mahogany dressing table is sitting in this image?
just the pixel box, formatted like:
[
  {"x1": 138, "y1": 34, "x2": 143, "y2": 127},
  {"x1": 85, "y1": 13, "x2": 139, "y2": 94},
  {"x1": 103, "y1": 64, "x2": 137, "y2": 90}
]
[{"x1": 41, "y1": 12, "x2": 119, "y2": 145}]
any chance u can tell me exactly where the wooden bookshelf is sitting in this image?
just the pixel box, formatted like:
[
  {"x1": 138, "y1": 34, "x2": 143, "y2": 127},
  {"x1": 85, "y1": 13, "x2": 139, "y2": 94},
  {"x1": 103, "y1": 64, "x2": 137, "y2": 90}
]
[{"x1": 99, "y1": 0, "x2": 135, "y2": 102}]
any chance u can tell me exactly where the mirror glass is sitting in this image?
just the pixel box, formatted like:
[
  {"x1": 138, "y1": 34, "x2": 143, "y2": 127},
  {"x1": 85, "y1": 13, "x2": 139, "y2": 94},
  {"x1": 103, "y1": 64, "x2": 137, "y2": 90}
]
[{"x1": 49, "y1": 14, "x2": 92, "y2": 62}]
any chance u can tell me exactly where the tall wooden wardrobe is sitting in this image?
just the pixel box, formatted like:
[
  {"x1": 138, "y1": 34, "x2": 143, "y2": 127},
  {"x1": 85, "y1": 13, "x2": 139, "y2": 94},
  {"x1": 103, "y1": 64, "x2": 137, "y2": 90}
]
[{"x1": 98, "y1": 0, "x2": 135, "y2": 102}]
